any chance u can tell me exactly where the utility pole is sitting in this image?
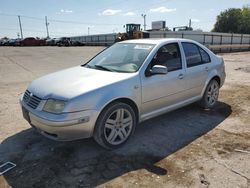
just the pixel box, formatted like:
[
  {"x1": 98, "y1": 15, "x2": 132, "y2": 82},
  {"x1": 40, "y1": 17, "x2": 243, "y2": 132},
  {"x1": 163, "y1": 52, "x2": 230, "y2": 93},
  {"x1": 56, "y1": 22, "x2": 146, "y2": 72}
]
[
  {"x1": 88, "y1": 27, "x2": 90, "y2": 35},
  {"x1": 141, "y1": 14, "x2": 146, "y2": 30},
  {"x1": 45, "y1": 16, "x2": 50, "y2": 39},
  {"x1": 189, "y1": 19, "x2": 192, "y2": 28},
  {"x1": 18, "y1": 15, "x2": 23, "y2": 39}
]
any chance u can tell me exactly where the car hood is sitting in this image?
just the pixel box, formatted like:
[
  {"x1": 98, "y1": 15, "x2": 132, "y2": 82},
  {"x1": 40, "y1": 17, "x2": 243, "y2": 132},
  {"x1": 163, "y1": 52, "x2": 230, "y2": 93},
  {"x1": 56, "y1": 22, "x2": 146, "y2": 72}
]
[{"x1": 28, "y1": 66, "x2": 135, "y2": 100}]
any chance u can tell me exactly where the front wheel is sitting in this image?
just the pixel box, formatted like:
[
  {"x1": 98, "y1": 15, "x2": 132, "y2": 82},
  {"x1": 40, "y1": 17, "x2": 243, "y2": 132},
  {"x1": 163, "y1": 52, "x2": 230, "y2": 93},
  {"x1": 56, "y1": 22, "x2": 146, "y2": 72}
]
[
  {"x1": 200, "y1": 79, "x2": 220, "y2": 109},
  {"x1": 93, "y1": 102, "x2": 136, "y2": 149}
]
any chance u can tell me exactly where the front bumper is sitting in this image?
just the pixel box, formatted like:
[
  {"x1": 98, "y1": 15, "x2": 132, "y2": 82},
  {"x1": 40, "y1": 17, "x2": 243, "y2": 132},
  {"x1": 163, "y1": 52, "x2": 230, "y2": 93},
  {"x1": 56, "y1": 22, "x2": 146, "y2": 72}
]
[{"x1": 20, "y1": 98, "x2": 99, "y2": 141}]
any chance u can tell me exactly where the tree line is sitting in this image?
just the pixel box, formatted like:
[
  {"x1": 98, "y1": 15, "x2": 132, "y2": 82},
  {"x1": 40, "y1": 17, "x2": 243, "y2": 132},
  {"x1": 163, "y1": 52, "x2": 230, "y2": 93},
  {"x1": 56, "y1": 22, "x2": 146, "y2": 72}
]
[{"x1": 213, "y1": 6, "x2": 250, "y2": 34}]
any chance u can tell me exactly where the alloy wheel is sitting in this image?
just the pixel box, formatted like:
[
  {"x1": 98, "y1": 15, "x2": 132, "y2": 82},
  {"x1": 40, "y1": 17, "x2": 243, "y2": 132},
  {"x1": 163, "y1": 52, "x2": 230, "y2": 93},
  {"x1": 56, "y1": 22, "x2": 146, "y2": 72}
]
[
  {"x1": 104, "y1": 108, "x2": 133, "y2": 145},
  {"x1": 207, "y1": 81, "x2": 219, "y2": 106}
]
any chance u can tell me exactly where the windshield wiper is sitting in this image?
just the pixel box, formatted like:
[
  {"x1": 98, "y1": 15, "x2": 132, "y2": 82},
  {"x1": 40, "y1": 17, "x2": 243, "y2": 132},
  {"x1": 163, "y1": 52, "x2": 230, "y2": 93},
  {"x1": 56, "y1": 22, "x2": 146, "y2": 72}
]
[{"x1": 94, "y1": 65, "x2": 115, "y2": 72}]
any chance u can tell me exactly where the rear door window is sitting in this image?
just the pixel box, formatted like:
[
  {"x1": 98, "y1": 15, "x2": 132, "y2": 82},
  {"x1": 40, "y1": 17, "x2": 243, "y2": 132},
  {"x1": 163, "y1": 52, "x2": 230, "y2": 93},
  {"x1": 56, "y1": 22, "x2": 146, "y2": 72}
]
[
  {"x1": 182, "y1": 42, "x2": 202, "y2": 67},
  {"x1": 182, "y1": 42, "x2": 211, "y2": 67}
]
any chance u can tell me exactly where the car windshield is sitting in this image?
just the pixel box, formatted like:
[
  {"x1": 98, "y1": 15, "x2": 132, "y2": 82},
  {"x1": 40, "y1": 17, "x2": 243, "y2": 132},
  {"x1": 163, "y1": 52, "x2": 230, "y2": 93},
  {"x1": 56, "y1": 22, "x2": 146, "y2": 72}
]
[{"x1": 85, "y1": 43, "x2": 155, "y2": 73}]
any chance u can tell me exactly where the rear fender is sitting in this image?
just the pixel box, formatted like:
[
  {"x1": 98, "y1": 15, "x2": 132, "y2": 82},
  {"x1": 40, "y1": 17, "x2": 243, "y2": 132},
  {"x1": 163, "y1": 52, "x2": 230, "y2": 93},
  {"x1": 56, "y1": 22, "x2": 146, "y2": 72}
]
[{"x1": 201, "y1": 69, "x2": 219, "y2": 97}]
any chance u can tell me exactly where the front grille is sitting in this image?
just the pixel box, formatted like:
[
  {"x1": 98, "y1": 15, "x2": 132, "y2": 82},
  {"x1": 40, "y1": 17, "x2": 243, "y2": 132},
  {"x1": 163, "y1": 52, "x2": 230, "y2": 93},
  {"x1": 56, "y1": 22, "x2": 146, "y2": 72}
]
[{"x1": 23, "y1": 90, "x2": 42, "y2": 109}]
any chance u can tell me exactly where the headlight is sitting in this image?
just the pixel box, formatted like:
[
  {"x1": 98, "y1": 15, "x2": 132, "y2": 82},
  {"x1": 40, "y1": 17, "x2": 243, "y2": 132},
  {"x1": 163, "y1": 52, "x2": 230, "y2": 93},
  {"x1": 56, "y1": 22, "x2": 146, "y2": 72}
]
[{"x1": 43, "y1": 99, "x2": 66, "y2": 114}]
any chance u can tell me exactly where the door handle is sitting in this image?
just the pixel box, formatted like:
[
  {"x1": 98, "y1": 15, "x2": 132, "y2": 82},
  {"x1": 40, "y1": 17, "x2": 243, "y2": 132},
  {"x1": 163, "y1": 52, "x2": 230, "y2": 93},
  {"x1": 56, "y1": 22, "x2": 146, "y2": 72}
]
[
  {"x1": 205, "y1": 67, "x2": 209, "y2": 72},
  {"x1": 178, "y1": 73, "x2": 184, "y2": 79}
]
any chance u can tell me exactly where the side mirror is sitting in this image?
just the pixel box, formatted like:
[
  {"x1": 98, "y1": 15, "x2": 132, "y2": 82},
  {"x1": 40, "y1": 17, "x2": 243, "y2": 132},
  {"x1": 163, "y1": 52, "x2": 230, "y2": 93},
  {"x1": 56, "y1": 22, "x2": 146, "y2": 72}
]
[{"x1": 147, "y1": 65, "x2": 168, "y2": 76}]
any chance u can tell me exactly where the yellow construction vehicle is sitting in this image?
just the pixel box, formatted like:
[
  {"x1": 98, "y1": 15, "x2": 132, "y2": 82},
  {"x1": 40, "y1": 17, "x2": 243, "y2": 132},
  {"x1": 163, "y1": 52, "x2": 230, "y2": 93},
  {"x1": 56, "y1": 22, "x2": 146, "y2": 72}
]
[{"x1": 116, "y1": 23, "x2": 149, "y2": 42}]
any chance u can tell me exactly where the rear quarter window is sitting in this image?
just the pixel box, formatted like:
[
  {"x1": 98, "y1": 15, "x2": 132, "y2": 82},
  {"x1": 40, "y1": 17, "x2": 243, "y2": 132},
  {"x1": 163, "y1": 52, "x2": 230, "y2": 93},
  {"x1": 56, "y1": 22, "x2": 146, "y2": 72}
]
[{"x1": 199, "y1": 47, "x2": 211, "y2": 63}]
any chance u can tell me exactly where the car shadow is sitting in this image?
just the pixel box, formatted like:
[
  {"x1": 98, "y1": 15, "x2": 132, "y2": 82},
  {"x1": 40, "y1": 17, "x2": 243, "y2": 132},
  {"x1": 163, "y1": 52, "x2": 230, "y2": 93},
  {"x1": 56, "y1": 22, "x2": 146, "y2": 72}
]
[{"x1": 0, "y1": 102, "x2": 232, "y2": 187}]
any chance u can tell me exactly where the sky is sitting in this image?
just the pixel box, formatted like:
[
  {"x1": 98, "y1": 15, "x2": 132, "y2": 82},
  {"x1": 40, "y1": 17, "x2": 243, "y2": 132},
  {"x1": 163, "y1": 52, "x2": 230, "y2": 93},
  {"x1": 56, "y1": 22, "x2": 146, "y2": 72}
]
[{"x1": 0, "y1": 0, "x2": 249, "y2": 38}]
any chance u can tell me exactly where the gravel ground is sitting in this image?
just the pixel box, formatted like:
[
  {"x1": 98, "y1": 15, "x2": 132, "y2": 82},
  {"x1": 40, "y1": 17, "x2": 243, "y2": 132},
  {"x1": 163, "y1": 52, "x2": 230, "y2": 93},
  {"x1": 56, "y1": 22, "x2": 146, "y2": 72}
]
[{"x1": 0, "y1": 47, "x2": 249, "y2": 188}]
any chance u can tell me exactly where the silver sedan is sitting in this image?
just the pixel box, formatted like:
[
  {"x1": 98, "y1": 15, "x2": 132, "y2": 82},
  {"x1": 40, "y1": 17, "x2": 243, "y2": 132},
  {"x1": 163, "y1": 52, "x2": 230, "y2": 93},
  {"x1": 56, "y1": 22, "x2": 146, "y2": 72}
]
[{"x1": 20, "y1": 38, "x2": 226, "y2": 149}]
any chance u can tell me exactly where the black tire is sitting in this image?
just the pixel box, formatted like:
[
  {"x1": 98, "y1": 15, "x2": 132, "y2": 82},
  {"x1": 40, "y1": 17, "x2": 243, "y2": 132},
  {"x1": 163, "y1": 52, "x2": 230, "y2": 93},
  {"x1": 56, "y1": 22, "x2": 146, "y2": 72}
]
[
  {"x1": 93, "y1": 102, "x2": 137, "y2": 149},
  {"x1": 200, "y1": 79, "x2": 220, "y2": 109}
]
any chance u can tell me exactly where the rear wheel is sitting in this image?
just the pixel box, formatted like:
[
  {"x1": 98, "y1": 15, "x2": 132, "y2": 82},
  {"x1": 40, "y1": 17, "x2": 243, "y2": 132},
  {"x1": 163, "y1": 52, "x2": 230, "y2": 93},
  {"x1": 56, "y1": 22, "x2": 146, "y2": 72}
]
[
  {"x1": 93, "y1": 102, "x2": 136, "y2": 149},
  {"x1": 200, "y1": 79, "x2": 220, "y2": 109}
]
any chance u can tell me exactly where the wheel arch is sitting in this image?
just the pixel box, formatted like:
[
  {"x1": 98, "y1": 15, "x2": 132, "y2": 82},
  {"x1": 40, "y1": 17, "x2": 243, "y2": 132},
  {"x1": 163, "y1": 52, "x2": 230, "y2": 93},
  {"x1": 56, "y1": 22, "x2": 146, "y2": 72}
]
[
  {"x1": 201, "y1": 74, "x2": 221, "y2": 97},
  {"x1": 211, "y1": 75, "x2": 221, "y2": 86},
  {"x1": 93, "y1": 97, "x2": 139, "y2": 149},
  {"x1": 199, "y1": 75, "x2": 221, "y2": 109},
  {"x1": 98, "y1": 97, "x2": 140, "y2": 124}
]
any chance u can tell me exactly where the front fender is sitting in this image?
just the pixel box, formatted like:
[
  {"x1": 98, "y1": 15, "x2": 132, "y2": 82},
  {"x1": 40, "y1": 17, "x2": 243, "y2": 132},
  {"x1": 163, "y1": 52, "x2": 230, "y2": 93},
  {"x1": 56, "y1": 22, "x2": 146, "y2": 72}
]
[{"x1": 64, "y1": 76, "x2": 141, "y2": 114}]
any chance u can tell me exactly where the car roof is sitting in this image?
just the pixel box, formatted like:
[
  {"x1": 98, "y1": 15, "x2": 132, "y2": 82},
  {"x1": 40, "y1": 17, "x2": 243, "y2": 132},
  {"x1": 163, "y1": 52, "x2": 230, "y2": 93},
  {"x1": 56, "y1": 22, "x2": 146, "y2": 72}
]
[
  {"x1": 119, "y1": 38, "x2": 197, "y2": 45},
  {"x1": 24, "y1": 37, "x2": 35, "y2": 39}
]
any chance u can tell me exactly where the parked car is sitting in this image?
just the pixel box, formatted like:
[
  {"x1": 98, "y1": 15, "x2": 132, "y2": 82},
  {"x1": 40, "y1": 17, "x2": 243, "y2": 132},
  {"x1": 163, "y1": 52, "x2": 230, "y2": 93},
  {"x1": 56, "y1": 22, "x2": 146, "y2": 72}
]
[
  {"x1": 0, "y1": 39, "x2": 9, "y2": 46},
  {"x1": 8, "y1": 38, "x2": 21, "y2": 46},
  {"x1": 71, "y1": 40, "x2": 85, "y2": 46},
  {"x1": 46, "y1": 38, "x2": 56, "y2": 46},
  {"x1": 55, "y1": 37, "x2": 71, "y2": 46},
  {"x1": 20, "y1": 39, "x2": 226, "y2": 149},
  {"x1": 19, "y1": 37, "x2": 46, "y2": 46}
]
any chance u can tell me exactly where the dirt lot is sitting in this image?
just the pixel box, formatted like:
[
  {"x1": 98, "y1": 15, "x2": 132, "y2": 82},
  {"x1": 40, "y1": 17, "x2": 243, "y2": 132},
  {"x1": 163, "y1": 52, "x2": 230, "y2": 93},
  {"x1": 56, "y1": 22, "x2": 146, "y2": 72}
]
[{"x1": 0, "y1": 47, "x2": 249, "y2": 188}]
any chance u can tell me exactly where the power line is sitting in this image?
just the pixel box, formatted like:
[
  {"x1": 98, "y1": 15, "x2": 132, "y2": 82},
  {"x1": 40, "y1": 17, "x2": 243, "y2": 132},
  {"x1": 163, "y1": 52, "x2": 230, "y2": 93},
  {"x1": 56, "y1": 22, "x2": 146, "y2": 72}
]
[
  {"x1": 49, "y1": 19, "x2": 122, "y2": 26},
  {"x1": 0, "y1": 27, "x2": 85, "y2": 36},
  {"x1": 0, "y1": 13, "x2": 122, "y2": 26},
  {"x1": 0, "y1": 27, "x2": 18, "y2": 31},
  {"x1": 19, "y1": 15, "x2": 44, "y2": 21},
  {"x1": 0, "y1": 13, "x2": 17, "y2": 17}
]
